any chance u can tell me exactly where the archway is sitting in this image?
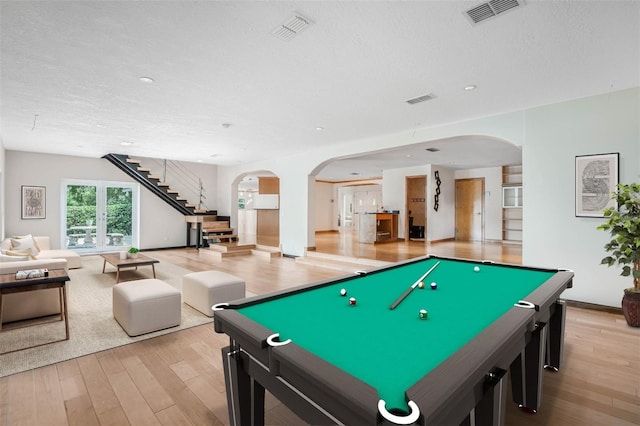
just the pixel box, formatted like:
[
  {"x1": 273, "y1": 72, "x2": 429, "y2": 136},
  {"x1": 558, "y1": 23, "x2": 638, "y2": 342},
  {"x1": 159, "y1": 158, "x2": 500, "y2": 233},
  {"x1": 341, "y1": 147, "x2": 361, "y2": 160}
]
[
  {"x1": 309, "y1": 135, "x2": 522, "y2": 254},
  {"x1": 233, "y1": 170, "x2": 280, "y2": 247}
]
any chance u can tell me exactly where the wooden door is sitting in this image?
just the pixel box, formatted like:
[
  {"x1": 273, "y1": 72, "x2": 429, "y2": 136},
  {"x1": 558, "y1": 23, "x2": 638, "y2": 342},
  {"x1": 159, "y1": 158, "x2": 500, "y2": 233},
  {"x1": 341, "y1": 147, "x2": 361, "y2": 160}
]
[
  {"x1": 257, "y1": 177, "x2": 279, "y2": 246},
  {"x1": 406, "y1": 176, "x2": 426, "y2": 241},
  {"x1": 455, "y1": 178, "x2": 484, "y2": 241}
]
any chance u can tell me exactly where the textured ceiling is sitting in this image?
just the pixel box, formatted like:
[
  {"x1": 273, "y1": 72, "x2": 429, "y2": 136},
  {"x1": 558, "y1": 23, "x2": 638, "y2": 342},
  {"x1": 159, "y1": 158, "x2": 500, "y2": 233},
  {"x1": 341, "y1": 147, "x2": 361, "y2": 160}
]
[{"x1": 1, "y1": 1, "x2": 638, "y2": 180}]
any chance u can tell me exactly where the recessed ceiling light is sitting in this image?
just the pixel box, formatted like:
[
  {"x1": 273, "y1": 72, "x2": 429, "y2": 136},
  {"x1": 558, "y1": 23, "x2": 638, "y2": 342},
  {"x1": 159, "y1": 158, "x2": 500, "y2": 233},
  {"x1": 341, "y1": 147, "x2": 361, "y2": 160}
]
[
  {"x1": 349, "y1": 172, "x2": 360, "y2": 176},
  {"x1": 210, "y1": 154, "x2": 222, "y2": 157},
  {"x1": 464, "y1": 85, "x2": 477, "y2": 91},
  {"x1": 96, "y1": 123, "x2": 107, "y2": 129},
  {"x1": 316, "y1": 126, "x2": 324, "y2": 131},
  {"x1": 221, "y1": 123, "x2": 231, "y2": 128},
  {"x1": 196, "y1": 159, "x2": 203, "y2": 163},
  {"x1": 121, "y1": 141, "x2": 133, "y2": 146},
  {"x1": 139, "y1": 76, "x2": 154, "y2": 83}
]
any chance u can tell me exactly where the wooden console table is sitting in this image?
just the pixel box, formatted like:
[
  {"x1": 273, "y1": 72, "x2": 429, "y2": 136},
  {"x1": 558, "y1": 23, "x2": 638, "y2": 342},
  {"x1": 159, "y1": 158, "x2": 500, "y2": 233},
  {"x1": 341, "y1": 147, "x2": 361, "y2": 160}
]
[{"x1": 0, "y1": 269, "x2": 70, "y2": 354}]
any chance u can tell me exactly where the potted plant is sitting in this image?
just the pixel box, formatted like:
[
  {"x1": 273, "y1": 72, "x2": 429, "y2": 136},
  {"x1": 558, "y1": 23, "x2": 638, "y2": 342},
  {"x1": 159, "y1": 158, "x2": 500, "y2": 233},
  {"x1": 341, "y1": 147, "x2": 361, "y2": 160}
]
[
  {"x1": 127, "y1": 247, "x2": 139, "y2": 259},
  {"x1": 597, "y1": 182, "x2": 640, "y2": 327}
]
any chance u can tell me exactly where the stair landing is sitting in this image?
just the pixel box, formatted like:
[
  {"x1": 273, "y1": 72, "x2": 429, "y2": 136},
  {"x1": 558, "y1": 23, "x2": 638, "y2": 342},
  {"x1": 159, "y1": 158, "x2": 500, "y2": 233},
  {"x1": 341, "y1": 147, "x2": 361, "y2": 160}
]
[{"x1": 205, "y1": 241, "x2": 282, "y2": 260}]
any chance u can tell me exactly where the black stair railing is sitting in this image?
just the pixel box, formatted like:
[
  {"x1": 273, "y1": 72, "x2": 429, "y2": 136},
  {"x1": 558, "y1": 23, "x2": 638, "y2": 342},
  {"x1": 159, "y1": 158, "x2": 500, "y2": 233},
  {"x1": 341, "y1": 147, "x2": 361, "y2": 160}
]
[{"x1": 102, "y1": 153, "x2": 215, "y2": 216}]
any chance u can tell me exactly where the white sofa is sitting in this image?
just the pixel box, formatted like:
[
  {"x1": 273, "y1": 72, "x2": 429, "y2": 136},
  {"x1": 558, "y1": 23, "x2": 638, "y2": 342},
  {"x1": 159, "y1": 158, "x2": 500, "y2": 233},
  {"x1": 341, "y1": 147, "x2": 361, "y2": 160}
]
[
  {"x1": 1, "y1": 235, "x2": 82, "y2": 269},
  {"x1": 0, "y1": 258, "x2": 68, "y2": 324}
]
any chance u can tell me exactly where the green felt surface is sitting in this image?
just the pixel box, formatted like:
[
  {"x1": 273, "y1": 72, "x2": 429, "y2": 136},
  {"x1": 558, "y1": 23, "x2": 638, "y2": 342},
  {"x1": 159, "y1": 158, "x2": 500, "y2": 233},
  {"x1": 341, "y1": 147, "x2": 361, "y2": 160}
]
[{"x1": 238, "y1": 258, "x2": 555, "y2": 412}]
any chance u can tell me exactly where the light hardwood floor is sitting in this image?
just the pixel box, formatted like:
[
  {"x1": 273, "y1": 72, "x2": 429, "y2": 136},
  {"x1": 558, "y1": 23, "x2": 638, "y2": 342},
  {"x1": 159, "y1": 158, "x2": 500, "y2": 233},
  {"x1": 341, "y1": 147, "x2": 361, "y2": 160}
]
[{"x1": 0, "y1": 234, "x2": 638, "y2": 426}]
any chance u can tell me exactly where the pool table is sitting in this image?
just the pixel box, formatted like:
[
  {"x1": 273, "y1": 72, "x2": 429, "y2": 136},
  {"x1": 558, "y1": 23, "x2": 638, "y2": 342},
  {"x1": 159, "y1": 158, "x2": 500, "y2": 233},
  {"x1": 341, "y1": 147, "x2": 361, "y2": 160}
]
[{"x1": 213, "y1": 255, "x2": 573, "y2": 425}]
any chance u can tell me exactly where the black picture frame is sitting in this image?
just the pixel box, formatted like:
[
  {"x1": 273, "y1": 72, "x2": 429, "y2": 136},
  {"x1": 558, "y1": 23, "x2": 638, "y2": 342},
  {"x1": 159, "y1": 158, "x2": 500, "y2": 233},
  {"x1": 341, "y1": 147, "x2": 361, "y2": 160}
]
[
  {"x1": 21, "y1": 185, "x2": 46, "y2": 219},
  {"x1": 575, "y1": 153, "x2": 619, "y2": 217}
]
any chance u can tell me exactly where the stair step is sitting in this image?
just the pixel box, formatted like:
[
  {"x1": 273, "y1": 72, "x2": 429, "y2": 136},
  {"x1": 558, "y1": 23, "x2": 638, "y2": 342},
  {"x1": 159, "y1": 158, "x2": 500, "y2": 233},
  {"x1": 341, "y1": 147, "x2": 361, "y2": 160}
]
[
  {"x1": 204, "y1": 234, "x2": 237, "y2": 242},
  {"x1": 207, "y1": 243, "x2": 256, "y2": 253},
  {"x1": 296, "y1": 252, "x2": 390, "y2": 273},
  {"x1": 251, "y1": 246, "x2": 282, "y2": 259},
  {"x1": 166, "y1": 189, "x2": 179, "y2": 194},
  {"x1": 157, "y1": 182, "x2": 170, "y2": 187},
  {"x1": 176, "y1": 197, "x2": 187, "y2": 201},
  {"x1": 137, "y1": 167, "x2": 151, "y2": 172},
  {"x1": 148, "y1": 175, "x2": 160, "y2": 180},
  {"x1": 185, "y1": 203, "x2": 196, "y2": 208},
  {"x1": 126, "y1": 159, "x2": 141, "y2": 164}
]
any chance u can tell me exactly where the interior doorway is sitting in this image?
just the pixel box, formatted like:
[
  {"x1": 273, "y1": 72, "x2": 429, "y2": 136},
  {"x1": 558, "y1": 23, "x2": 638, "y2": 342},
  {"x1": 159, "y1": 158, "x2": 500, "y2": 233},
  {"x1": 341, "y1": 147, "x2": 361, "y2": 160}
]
[
  {"x1": 455, "y1": 178, "x2": 484, "y2": 241},
  {"x1": 406, "y1": 175, "x2": 427, "y2": 241}
]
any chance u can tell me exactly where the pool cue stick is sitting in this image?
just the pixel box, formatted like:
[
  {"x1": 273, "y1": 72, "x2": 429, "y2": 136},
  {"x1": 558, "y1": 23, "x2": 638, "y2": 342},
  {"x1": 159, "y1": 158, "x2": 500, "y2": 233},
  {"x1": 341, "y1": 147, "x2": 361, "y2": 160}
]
[{"x1": 389, "y1": 261, "x2": 441, "y2": 310}]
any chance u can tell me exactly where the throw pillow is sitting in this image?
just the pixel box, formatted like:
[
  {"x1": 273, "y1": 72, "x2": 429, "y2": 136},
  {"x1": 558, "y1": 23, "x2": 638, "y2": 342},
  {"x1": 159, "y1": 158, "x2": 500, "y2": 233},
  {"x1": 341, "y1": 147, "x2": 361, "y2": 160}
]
[
  {"x1": 0, "y1": 238, "x2": 12, "y2": 253},
  {"x1": 10, "y1": 234, "x2": 40, "y2": 256}
]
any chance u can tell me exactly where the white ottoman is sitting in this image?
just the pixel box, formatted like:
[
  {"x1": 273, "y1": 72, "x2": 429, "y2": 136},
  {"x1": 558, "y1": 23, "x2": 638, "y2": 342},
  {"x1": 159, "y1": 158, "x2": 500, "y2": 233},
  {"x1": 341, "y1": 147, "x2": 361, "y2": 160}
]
[
  {"x1": 113, "y1": 279, "x2": 181, "y2": 336},
  {"x1": 183, "y1": 270, "x2": 246, "y2": 316}
]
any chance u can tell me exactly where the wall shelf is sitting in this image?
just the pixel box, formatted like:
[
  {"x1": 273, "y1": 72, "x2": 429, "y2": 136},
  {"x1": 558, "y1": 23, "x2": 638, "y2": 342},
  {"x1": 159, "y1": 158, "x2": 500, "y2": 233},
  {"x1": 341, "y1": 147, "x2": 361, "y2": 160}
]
[{"x1": 502, "y1": 165, "x2": 523, "y2": 243}]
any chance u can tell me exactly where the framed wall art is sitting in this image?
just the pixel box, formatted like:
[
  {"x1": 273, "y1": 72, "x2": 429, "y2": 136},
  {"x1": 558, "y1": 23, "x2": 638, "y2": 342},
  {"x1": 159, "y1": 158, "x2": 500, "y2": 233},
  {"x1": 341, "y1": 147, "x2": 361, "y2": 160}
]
[
  {"x1": 575, "y1": 153, "x2": 619, "y2": 217},
  {"x1": 21, "y1": 185, "x2": 46, "y2": 219}
]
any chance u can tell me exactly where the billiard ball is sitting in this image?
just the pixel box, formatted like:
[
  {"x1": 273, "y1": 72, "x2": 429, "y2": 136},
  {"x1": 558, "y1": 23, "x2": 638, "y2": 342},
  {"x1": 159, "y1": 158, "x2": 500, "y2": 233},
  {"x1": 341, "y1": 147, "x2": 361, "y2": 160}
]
[
  {"x1": 474, "y1": 266, "x2": 480, "y2": 272},
  {"x1": 349, "y1": 297, "x2": 356, "y2": 306},
  {"x1": 418, "y1": 281, "x2": 425, "y2": 289},
  {"x1": 419, "y1": 309, "x2": 428, "y2": 319},
  {"x1": 340, "y1": 288, "x2": 347, "y2": 296},
  {"x1": 430, "y1": 282, "x2": 437, "y2": 290}
]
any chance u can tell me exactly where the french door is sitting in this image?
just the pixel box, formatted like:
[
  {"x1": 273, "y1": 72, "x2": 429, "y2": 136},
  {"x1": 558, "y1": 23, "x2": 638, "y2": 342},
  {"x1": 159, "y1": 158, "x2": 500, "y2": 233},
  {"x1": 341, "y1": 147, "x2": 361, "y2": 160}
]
[{"x1": 62, "y1": 180, "x2": 139, "y2": 253}]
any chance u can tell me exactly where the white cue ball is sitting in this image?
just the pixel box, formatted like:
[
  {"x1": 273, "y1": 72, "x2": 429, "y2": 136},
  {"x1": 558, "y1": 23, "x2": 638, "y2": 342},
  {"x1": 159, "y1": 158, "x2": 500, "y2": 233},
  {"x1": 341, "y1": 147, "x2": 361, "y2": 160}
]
[
  {"x1": 340, "y1": 288, "x2": 347, "y2": 296},
  {"x1": 474, "y1": 266, "x2": 480, "y2": 272}
]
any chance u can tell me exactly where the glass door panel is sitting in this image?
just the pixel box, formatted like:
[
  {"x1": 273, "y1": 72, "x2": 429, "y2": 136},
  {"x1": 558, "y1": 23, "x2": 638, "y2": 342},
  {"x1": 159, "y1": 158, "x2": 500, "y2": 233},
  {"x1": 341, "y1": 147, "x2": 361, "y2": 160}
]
[
  {"x1": 65, "y1": 184, "x2": 98, "y2": 250},
  {"x1": 63, "y1": 180, "x2": 138, "y2": 253},
  {"x1": 105, "y1": 185, "x2": 133, "y2": 249}
]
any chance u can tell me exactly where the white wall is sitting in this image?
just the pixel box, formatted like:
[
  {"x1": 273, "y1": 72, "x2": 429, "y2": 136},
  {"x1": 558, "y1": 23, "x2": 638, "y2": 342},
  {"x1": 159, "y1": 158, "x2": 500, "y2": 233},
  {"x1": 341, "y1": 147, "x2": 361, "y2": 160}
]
[
  {"x1": 426, "y1": 165, "x2": 456, "y2": 242},
  {"x1": 4, "y1": 151, "x2": 217, "y2": 249},
  {"x1": 523, "y1": 87, "x2": 640, "y2": 307},
  {"x1": 315, "y1": 181, "x2": 335, "y2": 231},
  {"x1": 0, "y1": 140, "x2": 4, "y2": 239}
]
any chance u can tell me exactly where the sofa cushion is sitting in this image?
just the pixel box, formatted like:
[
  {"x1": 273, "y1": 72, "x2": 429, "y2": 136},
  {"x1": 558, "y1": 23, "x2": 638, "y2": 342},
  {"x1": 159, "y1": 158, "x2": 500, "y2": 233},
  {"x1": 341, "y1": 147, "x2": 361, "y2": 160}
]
[
  {"x1": 0, "y1": 253, "x2": 31, "y2": 262},
  {"x1": 36, "y1": 250, "x2": 82, "y2": 269},
  {"x1": 0, "y1": 238, "x2": 12, "y2": 252},
  {"x1": 10, "y1": 234, "x2": 40, "y2": 255}
]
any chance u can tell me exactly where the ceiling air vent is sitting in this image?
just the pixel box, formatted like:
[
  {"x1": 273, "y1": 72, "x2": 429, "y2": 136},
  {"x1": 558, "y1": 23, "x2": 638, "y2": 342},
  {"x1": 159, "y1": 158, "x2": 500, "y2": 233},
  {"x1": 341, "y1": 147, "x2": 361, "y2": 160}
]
[
  {"x1": 272, "y1": 13, "x2": 312, "y2": 41},
  {"x1": 465, "y1": 0, "x2": 524, "y2": 25},
  {"x1": 406, "y1": 93, "x2": 435, "y2": 105}
]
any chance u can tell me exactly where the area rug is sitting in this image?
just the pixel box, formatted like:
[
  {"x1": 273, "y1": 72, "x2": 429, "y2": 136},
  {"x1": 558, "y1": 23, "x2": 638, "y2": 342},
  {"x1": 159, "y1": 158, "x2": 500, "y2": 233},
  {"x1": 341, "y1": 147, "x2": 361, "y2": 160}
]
[{"x1": 0, "y1": 255, "x2": 227, "y2": 377}]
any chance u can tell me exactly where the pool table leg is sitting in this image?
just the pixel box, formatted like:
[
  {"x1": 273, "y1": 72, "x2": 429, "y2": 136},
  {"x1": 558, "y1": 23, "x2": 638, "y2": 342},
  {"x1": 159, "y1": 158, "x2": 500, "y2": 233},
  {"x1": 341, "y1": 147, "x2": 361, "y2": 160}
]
[
  {"x1": 463, "y1": 368, "x2": 507, "y2": 426},
  {"x1": 509, "y1": 322, "x2": 547, "y2": 412},
  {"x1": 545, "y1": 300, "x2": 566, "y2": 371},
  {"x1": 222, "y1": 346, "x2": 266, "y2": 426}
]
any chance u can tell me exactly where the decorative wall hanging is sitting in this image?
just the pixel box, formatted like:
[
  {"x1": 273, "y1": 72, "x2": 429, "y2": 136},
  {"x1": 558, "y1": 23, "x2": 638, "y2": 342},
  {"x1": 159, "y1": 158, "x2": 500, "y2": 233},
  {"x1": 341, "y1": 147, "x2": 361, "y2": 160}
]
[
  {"x1": 21, "y1": 185, "x2": 46, "y2": 219},
  {"x1": 434, "y1": 171, "x2": 442, "y2": 211},
  {"x1": 575, "y1": 153, "x2": 619, "y2": 217}
]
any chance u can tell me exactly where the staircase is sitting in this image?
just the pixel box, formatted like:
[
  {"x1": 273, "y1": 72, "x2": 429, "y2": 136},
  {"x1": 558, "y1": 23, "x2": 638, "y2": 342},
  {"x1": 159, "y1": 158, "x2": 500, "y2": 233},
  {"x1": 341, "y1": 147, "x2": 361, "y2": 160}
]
[{"x1": 103, "y1": 153, "x2": 216, "y2": 216}]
